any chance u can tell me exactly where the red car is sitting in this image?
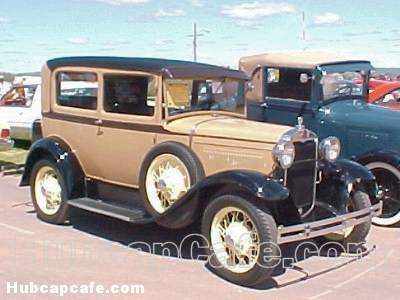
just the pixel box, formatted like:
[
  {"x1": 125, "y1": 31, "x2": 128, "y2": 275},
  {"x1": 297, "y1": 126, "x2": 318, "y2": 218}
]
[{"x1": 369, "y1": 81, "x2": 400, "y2": 110}]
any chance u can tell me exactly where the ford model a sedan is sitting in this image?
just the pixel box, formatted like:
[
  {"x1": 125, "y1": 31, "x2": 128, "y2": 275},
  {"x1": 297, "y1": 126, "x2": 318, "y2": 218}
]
[
  {"x1": 21, "y1": 57, "x2": 381, "y2": 286},
  {"x1": 240, "y1": 52, "x2": 400, "y2": 227}
]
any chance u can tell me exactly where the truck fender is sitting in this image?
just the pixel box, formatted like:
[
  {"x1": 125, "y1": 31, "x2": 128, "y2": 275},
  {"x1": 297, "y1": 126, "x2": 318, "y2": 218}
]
[
  {"x1": 355, "y1": 149, "x2": 400, "y2": 169},
  {"x1": 20, "y1": 137, "x2": 85, "y2": 199}
]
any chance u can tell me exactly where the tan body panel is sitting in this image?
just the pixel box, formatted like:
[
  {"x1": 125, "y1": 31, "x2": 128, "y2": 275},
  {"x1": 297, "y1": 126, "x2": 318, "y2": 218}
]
[{"x1": 41, "y1": 62, "x2": 290, "y2": 188}]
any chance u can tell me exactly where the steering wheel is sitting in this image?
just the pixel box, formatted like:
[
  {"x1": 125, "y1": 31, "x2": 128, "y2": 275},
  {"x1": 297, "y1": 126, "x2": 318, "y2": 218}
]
[{"x1": 335, "y1": 85, "x2": 354, "y2": 95}]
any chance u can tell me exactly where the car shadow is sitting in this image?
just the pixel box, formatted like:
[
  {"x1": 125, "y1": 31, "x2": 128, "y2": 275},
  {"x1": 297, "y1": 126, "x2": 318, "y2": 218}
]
[{"x1": 66, "y1": 209, "x2": 372, "y2": 290}]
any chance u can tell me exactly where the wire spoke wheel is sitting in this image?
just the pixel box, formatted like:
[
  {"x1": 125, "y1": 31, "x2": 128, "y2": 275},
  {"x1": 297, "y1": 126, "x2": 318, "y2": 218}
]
[
  {"x1": 210, "y1": 207, "x2": 260, "y2": 274},
  {"x1": 145, "y1": 154, "x2": 191, "y2": 214},
  {"x1": 34, "y1": 166, "x2": 62, "y2": 216}
]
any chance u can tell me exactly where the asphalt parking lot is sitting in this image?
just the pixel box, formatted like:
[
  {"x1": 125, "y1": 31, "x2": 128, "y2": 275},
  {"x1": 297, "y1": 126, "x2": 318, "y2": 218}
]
[{"x1": 0, "y1": 175, "x2": 399, "y2": 300}]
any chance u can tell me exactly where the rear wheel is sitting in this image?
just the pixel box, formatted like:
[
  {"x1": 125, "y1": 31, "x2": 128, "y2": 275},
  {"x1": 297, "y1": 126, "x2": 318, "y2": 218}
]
[
  {"x1": 30, "y1": 159, "x2": 70, "y2": 224},
  {"x1": 366, "y1": 162, "x2": 400, "y2": 226},
  {"x1": 202, "y1": 195, "x2": 279, "y2": 287}
]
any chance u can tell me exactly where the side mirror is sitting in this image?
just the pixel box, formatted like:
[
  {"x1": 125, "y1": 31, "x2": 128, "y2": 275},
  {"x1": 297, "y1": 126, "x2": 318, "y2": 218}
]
[{"x1": 299, "y1": 73, "x2": 311, "y2": 84}]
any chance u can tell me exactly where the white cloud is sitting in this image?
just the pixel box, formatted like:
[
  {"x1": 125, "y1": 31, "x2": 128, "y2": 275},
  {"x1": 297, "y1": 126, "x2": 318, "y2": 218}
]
[
  {"x1": 155, "y1": 9, "x2": 186, "y2": 18},
  {"x1": 221, "y1": 2, "x2": 295, "y2": 19},
  {"x1": 93, "y1": 0, "x2": 150, "y2": 5},
  {"x1": 191, "y1": 0, "x2": 204, "y2": 7},
  {"x1": 313, "y1": 13, "x2": 343, "y2": 26},
  {"x1": 66, "y1": 37, "x2": 88, "y2": 45},
  {"x1": 0, "y1": 17, "x2": 11, "y2": 24},
  {"x1": 155, "y1": 39, "x2": 176, "y2": 46}
]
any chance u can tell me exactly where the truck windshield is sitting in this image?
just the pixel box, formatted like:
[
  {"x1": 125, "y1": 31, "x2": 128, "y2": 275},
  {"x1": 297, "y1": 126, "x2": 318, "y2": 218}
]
[
  {"x1": 322, "y1": 71, "x2": 366, "y2": 101},
  {"x1": 165, "y1": 78, "x2": 245, "y2": 116}
]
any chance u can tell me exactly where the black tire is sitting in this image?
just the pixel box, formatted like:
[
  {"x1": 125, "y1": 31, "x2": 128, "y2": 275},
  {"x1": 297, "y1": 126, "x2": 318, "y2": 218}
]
[
  {"x1": 366, "y1": 162, "x2": 400, "y2": 226},
  {"x1": 30, "y1": 159, "x2": 70, "y2": 225},
  {"x1": 201, "y1": 195, "x2": 279, "y2": 287},
  {"x1": 139, "y1": 142, "x2": 204, "y2": 218},
  {"x1": 320, "y1": 190, "x2": 372, "y2": 251}
]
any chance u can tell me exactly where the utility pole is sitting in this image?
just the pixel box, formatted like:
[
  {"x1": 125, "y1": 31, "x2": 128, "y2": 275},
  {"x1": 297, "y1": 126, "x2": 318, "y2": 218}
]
[
  {"x1": 301, "y1": 11, "x2": 307, "y2": 51},
  {"x1": 188, "y1": 23, "x2": 206, "y2": 62}
]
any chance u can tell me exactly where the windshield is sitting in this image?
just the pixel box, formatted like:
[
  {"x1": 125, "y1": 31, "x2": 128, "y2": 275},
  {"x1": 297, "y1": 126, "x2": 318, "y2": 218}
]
[
  {"x1": 0, "y1": 85, "x2": 38, "y2": 107},
  {"x1": 165, "y1": 78, "x2": 245, "y2": 116},
  {"x1": 322, "y1": 71, "x2": 366, "y2": 101}
]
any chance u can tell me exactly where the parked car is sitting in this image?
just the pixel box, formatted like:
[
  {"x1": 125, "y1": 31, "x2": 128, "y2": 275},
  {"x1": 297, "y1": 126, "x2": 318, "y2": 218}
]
[
  {"x1": 369, "y1": 81, "x2": 400, "y2": 110},
  {"x1": 0, "y1": 77, "x2": 41, "y2": 141},
  {"x1": 240, "y1": 52, "x2": 400, "y2": 226},
  {"x1": 0, "y1": 121, "x2": 13, "y2": 151},
  {"x1": 21, "y1": 57, "x2": 381, "y2": 286}
]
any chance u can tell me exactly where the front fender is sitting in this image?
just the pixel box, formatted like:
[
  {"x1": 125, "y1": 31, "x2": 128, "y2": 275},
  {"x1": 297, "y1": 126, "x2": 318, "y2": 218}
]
[
  {"x1": 157, "y1": 170, "x2": 290, "y2": 228},
  {"x1": 320, "y1": 159, "x2": 378, "y2": 203},
  {"x1": 20, "y1": 137, "x2": 85, "y2": 199}
]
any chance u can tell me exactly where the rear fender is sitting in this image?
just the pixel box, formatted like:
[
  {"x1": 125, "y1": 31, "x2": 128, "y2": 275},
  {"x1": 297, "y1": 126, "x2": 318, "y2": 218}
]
[{"x1": 20, "y1": 137, "x2": 85, "y2": 199}]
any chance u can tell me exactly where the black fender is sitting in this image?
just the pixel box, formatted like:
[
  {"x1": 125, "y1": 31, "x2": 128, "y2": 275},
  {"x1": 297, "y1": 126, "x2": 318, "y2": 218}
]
[
  {"x1": 354, "y1": 149, "x2": 400, "y2": 170},
  {"x1": 20, "y1": 137, "x2": 85, "y2": 199},
  {"x1": 319, "y1": 159, "x2": 378, "y2": 205},
  {"x1": 156, "y1": 169, "x2": 291, "y2": 228}
]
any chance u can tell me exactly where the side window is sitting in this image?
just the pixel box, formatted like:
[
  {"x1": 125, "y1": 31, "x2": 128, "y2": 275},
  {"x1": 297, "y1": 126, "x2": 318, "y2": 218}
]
[
  {"x1": 103, "y1": 74, "x2": 155, "y2": 116},
  {"x1": 265, "y1": 68, "x2": 312, "y2": 101},
  {"x1": 57, "y1": 72, "x2": 98, "y2": 110}
]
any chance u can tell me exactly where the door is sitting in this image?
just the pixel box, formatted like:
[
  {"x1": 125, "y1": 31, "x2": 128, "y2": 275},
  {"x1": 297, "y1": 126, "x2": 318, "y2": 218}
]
[
  {"x1": 260, "y1": 67, "x2": 314, "y2": 127},
  {"x1": 95, "y1": 72, "x2": 159, "y2": 187}
]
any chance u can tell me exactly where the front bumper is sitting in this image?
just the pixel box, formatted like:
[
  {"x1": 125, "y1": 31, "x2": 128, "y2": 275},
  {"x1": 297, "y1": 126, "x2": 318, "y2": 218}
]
[
  {"x1": 0, "y1": 139, "x2": 14, "y2": 152},
  {"x1": 277, "y1": 201, "x2": 382, "y2": 244}
]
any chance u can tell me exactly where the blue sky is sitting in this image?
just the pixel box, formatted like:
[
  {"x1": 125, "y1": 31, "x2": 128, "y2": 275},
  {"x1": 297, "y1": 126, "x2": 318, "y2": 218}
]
[{"x1": 0, "y1": 0, "x2": 399, "y2": 72}]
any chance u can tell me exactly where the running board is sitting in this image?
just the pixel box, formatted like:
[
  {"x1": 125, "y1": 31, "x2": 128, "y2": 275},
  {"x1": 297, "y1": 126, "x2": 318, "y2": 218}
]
[{"x1": 68, "y1": 197, "x2": 152, "y2": 224}]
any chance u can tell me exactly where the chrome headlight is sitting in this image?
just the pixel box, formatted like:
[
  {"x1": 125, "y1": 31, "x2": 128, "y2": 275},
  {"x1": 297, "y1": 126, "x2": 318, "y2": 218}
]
[
  {"x1": 319, "y1": 136, "x2": 341, "y2": 162},
  {"x1": 273, "y1": 139, "x2": 295, "y2": 169}
]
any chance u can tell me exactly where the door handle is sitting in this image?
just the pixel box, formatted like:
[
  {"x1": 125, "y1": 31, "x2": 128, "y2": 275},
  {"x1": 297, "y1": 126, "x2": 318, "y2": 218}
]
[
  {"x1": 94, "y1": 119, "x2": 103, "y2": 126},
  {"x1": 260, "y1": 102, "x2": 269, "y2": 109}
]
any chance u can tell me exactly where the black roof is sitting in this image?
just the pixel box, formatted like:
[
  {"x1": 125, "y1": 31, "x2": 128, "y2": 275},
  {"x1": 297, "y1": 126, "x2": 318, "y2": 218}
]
[{"x1": 46, "y1": 57, "x2": 248, "y2": 80}]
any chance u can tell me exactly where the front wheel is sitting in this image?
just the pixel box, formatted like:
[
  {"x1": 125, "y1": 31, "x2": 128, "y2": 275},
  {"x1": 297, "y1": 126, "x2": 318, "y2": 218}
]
[
  {"x1": 366, "y1": 162, "x2": 400, "y2": 226},
  {"x1": 201, "y1": 195, "x2": 280, "y2": 287},
  {"x1": 30, "y1": 159, "x2": 70, "y2": 224},
  {"x1": 322, "y1": 190, "x2": 372, "y2": 249}
]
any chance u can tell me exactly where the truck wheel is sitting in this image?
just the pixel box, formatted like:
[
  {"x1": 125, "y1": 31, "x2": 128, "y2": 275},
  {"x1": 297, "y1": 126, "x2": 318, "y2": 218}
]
[
  {"x1": 202, "y1": 195, "x2": 279, "y2": 287},
  {"x1": 366, "y1": 162, "x2": 400, "y2": 226},
  {"x1": 322, "y1": 190, "x2": 372, "y2": 250},
  {"x1": 30, "y1": 159, "x2": 70, "y2": 224},
  {"x1": 140, "y1": 142, "x2": 204, "y2": 217}
]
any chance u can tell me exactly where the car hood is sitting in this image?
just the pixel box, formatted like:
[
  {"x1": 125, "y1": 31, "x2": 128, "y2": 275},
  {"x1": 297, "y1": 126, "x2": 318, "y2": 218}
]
[
  {"x1": 164, "y1": 114, "x2": 291, "y2": 144},
  {"x1": 325, "y1": 99, "x2": 400, "y2": 130}
]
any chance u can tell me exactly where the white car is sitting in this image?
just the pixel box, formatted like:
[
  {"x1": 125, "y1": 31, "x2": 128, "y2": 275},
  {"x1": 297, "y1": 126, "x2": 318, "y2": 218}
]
[
  {"x1": 0, "y1": 121, "x2": 14, "y2": 151},
  {"x1": 0, "y1": 78, "x2": 41, "y2": 141}
]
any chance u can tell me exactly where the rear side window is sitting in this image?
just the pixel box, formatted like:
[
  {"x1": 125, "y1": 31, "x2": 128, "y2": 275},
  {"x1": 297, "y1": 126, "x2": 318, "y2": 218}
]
[
  {"x1": 57, "y1": 72, "x2": 98, "y2": 110},
  {"x1": 265, "y1": 68, "x2": 312, "y2": 101}
]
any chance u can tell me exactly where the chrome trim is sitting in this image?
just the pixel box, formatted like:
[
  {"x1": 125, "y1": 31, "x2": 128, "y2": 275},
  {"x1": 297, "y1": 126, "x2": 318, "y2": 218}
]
[
  {"x1": 301, "y1": 137, "x2": 319, "y2": 218},
  {"x1": 277, "y1": 202, "x2": 382, "y2": 244}
]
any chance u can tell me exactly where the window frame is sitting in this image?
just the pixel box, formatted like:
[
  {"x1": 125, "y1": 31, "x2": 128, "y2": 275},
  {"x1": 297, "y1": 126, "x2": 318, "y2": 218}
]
[
  {"x1": 263, "y1": 66, "x2": 313, "y2": 103},
  {"x1": 52, "y1": 67, "x2": 101, "y2": 118},
  {"x1": 102, "y1": 73, "x2": 157, "y2": 117},
  {"x1": 99, "y1": 70, "x2": 162, "y2": 125}
]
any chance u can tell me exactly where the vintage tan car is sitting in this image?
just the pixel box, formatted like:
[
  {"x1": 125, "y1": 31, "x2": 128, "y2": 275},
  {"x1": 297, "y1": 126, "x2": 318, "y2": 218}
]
[{"x1": 21, "y1": 57, "x2": 381, "y2": 287}]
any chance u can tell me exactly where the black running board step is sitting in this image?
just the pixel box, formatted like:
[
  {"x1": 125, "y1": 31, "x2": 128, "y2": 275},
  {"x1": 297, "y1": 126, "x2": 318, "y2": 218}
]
[{"x1": 68, "y1": 197, "x2": 152, "y2": 224}]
